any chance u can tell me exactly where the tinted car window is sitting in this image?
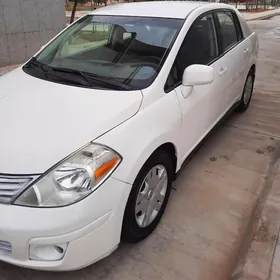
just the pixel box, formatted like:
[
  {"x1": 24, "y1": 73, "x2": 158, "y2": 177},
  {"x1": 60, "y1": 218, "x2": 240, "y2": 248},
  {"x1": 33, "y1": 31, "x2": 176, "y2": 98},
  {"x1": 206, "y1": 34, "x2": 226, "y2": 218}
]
[
  {"x1": 232, "y1": 12, "x2": 243, "y2": 41},
  {"x1": 165, "y1": 13, "x2": 218, "y2": 90},
  {"x1": 23, "y1": 15, "x2": 183, "y2": 91},
  {"x1": 217, "y1": 12, "x2": 238, "y2": 50}
]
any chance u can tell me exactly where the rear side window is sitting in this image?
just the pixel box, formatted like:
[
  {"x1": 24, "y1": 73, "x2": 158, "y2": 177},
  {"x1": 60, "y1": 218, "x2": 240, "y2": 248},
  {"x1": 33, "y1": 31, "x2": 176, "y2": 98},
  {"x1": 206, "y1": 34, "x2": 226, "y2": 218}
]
[{"x1": 217, "y1": 11, "x2": 240, "y2": 50}]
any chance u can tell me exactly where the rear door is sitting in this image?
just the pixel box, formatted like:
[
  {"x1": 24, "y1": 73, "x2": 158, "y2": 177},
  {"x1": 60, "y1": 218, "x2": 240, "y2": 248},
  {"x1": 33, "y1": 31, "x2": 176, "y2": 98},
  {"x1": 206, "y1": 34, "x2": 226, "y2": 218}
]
[{"x1": 215, "y1": 10, "x2": 248, "y2": 108}]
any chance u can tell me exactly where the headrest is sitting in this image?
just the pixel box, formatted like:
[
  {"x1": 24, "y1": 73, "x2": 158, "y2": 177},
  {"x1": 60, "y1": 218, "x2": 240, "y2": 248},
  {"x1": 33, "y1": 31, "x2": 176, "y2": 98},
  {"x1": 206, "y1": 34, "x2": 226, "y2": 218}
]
[{"x1": 111, "y1": 25, "x2": 126, "y2": 46}]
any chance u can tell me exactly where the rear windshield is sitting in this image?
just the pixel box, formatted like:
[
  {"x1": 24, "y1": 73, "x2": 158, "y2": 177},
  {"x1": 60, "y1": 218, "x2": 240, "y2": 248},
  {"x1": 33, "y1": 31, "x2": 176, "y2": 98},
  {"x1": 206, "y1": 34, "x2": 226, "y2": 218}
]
[{"x1": 23, "y1": 15, "x2": 183, "y2": 90}]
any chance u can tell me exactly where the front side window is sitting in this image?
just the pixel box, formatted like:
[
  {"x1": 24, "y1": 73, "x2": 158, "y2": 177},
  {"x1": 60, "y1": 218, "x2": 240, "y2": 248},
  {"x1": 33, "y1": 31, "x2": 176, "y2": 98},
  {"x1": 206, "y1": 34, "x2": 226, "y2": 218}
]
[
  {"x1": 165, "y1": 13, "x2": 218, "y2": 90},
  {"x1": 23, "y1": 15, "x2": 183, "y2": 90},
  {"x1": 217, "y1": 11, "x2": 239, "y2": 50}
]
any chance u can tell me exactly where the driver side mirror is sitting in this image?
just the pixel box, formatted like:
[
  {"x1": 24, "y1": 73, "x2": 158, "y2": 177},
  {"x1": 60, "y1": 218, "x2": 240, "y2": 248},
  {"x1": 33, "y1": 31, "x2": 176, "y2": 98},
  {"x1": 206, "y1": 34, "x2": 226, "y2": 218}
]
[
  {"x1": 181, "y1": 64, "x2": 214, "y2": 98},
  {"x1": 183, "y1": 64, "x2": 214, "y2": 86}
]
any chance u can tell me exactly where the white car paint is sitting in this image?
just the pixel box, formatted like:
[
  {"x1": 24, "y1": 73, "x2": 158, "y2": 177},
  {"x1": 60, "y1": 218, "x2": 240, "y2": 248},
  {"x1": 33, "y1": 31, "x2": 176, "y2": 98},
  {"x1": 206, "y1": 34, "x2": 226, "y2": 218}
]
[
  {"x1": 0, "y1": 69, "x2": 142, "y2": 174},
  {"x1": 0, "y1": 177, "x2": 131, "y2": 270},
  {"x1": 0, "y1": 1, "x2": 258, "y2": 271},
  {"x1": 99, "y1": 4, "x2": 258, "y2": 185}
]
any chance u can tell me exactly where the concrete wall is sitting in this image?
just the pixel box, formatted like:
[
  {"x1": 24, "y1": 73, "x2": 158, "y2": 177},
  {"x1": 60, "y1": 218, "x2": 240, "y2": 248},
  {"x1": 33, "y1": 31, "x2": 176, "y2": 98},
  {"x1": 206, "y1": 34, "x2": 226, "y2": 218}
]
[{"x1": 0, "y1": 0, "x2": 65, "y2": 67}]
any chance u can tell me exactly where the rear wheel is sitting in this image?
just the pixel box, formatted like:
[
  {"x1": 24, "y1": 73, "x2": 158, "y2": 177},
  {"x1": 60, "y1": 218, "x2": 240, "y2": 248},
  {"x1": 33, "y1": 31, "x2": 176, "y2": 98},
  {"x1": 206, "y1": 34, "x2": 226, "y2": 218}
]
[
  {"x1": 237, "y1": 69, "x2": 255, "y2": 112},
  {"x1": 121, "y1": 150, "x2": 173, "y2": 243}
]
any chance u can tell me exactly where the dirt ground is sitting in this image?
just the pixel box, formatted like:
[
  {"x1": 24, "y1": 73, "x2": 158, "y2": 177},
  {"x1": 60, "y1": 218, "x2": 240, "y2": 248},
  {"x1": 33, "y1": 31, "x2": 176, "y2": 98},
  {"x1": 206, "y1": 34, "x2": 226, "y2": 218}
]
[{"x1": 0, "y1": 16, "x2": 280, "y2": 280}]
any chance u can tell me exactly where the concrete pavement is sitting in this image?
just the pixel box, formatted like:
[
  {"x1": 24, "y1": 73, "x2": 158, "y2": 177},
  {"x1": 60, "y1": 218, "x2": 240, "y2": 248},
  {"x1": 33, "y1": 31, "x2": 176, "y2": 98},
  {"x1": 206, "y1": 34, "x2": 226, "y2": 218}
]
[{"x1": 242, "y1": 8, "x2": 280, "y2": 21}]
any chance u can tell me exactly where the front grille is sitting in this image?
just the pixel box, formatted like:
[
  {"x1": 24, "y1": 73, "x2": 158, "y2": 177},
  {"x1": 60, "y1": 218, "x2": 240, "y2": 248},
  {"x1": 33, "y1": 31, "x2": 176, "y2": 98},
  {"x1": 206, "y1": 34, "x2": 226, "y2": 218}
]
[
  {"x1": 0, "y1": 241, "x2": 12, "y2": 256},
  {"x1": 0, "y1": 175, "x2": 34, "y2": 204}
]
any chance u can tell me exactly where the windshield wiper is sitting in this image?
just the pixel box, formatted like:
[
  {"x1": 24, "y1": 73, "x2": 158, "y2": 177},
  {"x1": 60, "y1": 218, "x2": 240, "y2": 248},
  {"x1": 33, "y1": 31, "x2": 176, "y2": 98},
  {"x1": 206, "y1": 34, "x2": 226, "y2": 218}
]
[
  {"x1": 27, "y1": 61, "x2": 90, "y2": 87},
  {"x1": 48, "y1": 67, "x2": 91, "y2": 87},
  {"x1": 24, "y1": 58, "x2": 94, "y2": 87},
  {"x1": 84, "y1": 72, "x2": 132, "y2": 91},
  {"x1": 24, "y1": 57, "x2": 48, "y2": 78},
  {"x1": 50, "y1": 67, "x2": 131, "y2": 91},
  {"x1": 25, "y1": 61, "x2": 132, "y2": 90}
]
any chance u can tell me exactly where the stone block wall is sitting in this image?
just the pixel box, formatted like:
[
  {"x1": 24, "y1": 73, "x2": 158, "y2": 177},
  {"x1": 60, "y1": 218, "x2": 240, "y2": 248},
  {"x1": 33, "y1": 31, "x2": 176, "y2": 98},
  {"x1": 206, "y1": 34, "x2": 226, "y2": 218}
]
[{"x1": 0, "y1": 0, "x2": 65, "y2": 67}]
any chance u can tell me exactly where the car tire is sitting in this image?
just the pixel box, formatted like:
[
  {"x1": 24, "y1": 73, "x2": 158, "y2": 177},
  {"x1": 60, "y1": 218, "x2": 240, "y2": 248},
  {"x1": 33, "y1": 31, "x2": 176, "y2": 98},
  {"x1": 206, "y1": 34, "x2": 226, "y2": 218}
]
[
  {"x1": 236, "y1": 69, "x2": 255, "y2": 112},
  {"x1": 121, "y1": 150, "x2": 174, "y2": 243}
]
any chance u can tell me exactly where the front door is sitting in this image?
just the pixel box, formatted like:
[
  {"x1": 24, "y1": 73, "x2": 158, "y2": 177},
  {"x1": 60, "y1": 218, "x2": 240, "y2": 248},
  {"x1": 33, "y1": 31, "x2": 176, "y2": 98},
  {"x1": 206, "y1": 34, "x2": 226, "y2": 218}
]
[{"x1": 164, "y1": 13, "x2": 222, "y2": 161}]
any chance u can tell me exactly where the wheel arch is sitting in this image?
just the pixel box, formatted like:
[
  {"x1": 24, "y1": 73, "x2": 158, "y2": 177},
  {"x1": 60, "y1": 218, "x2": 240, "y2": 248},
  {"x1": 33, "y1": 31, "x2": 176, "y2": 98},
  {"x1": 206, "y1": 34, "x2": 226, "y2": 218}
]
[
  {"x1": 121, "y1": 142, "x2": 178, "y2": 242},
  {"x1": 250, "y1": 64, "x2": 256, "y2": 76},
  {"x1": 144, "y1": 142, "x2": 178, "y2": 181},
  {"x1": 109, "y1": 135, "x2": 181, "y2": 185}
]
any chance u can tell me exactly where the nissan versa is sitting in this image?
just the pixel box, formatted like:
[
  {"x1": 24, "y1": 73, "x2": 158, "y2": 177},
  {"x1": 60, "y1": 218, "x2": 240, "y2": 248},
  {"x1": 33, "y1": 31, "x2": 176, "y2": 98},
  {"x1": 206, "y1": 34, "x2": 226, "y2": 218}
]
[{"x1": 0, "y1": 1, "x2": 258, "y2": 271}]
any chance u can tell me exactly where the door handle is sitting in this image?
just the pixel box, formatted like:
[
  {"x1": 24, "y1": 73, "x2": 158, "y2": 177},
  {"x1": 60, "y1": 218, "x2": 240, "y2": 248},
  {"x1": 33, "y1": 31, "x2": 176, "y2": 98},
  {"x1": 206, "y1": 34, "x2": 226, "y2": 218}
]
[
  {"x1": 244, "y1": 48, "x2": 249, "y2": 55},
  {"x1": 219, "y1": 67, "x2": 227, "y2": 76}
]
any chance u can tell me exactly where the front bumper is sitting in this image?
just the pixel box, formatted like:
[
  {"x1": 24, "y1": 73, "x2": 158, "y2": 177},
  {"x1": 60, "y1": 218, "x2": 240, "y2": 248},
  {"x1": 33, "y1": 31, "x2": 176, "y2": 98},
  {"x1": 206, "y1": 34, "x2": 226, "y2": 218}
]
[{"x1": 0, "y1": 177, "x2": 131, "y2": 271}]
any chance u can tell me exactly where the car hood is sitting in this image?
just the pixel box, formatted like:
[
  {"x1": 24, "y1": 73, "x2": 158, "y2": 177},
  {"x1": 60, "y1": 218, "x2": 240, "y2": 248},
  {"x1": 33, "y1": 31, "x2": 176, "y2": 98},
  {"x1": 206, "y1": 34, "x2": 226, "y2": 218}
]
[{"x1": 0, "y1": 68, "x2": 143, "y2": 174}]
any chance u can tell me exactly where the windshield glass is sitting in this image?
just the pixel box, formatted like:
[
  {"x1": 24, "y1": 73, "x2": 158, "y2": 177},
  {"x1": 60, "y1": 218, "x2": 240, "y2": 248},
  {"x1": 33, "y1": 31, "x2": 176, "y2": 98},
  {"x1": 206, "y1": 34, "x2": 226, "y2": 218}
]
[{"x1": 23, "y1": 15, "x2": 183, "y2": 90}]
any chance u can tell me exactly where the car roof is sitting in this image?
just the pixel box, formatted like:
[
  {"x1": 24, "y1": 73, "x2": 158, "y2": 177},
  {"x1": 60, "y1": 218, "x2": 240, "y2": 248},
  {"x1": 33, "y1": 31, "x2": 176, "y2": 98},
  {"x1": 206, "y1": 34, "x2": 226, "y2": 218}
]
[{"x1": 90, "y1": 1, "x2": 234, "y2": 19}]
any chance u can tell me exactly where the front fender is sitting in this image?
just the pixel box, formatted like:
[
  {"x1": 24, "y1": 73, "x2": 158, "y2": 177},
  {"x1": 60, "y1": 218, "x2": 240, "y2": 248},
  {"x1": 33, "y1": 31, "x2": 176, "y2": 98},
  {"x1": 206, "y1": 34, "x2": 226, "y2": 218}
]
[{"x1": 96, "y1": 91, "x2": 182, "y2": 185}]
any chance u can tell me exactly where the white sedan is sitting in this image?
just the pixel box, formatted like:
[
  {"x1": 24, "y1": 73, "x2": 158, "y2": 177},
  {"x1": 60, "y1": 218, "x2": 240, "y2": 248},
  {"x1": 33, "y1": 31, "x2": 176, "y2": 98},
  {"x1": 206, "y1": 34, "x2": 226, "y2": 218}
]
[{"x1": 0, "y1": 1, "x2": 258, "y2": 271}]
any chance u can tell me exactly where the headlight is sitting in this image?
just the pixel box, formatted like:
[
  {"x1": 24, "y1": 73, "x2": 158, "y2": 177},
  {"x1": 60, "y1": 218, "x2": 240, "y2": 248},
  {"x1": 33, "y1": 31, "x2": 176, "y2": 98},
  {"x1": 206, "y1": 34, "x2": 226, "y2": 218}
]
[{"x1": 14, "y1": 143, "x2": 121, "y2": 207}]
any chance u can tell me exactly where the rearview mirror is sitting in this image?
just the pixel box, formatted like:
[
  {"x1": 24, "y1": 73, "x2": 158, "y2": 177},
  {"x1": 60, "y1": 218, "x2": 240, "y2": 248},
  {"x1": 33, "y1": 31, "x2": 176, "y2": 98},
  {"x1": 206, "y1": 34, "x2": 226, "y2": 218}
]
[{"x1": 182, "y1": 64, "x2": 214, "y2": 86}]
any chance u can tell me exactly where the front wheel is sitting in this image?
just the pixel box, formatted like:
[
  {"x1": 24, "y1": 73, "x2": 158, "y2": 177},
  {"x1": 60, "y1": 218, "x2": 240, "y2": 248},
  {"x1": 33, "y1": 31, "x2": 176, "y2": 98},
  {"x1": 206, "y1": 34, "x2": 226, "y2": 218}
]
[
  {"x1": 236, "y1": 69, "x2": 255, "y2": 112},
  {"x1": 121, "y1": 150, "x2": 174, "y2": 243}
]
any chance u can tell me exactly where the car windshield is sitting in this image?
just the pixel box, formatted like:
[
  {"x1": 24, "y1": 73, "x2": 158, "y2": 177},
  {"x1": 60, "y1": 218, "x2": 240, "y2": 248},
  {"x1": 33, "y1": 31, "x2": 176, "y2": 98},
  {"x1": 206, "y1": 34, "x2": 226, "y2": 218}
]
[{"x1": 23, "y1": 15, "x2": 183, "y2": 90}]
